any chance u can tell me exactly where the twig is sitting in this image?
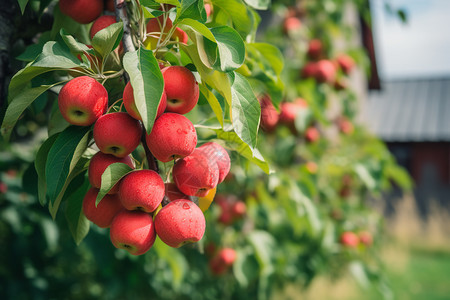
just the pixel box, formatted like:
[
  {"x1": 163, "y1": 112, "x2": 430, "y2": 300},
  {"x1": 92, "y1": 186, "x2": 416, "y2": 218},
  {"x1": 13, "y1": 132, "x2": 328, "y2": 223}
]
[{"x1": 114, "y1": 0, "x2": 135, "y2": 53}]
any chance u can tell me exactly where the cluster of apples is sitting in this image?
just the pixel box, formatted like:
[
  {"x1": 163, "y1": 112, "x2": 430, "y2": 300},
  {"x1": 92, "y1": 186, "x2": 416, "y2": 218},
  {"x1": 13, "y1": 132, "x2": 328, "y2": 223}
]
[
  {"x1": 301, "y1": 39, "x2": 355, "y2": 89},
  {"x1": 259, "y1": 95, "x2": 320, "y2": 142},
  {"x1": 58, "y1": 63, "x2": 229, "y2": 256}
]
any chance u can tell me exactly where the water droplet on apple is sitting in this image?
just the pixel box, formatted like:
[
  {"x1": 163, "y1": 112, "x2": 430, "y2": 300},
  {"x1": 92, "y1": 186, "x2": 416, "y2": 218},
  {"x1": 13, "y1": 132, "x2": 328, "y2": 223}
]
[{"x1": 182, "y1": 203, "x2": 190, "y2": 210}]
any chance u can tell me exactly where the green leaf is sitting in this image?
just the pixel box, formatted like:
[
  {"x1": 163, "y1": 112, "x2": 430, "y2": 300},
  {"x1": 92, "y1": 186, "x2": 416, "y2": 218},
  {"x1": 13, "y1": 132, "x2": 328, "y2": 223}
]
[
  {"x1": 65, "y1": 175, "x2": 91, "y2": 245},
  {"x1": 176, "y1": 0, "x2": 206, "y2": 23},
  {"x1": 354, "y1": 163, "x2": 376, "y2": 190},
  {"x1": 17, "y1": 0, "x2": 28, "y2": 14},
  {"x1": 33, "y1": 41, "x2": 82, "y2": 69},
  {"x1": 243, "y1": 0, "x2": 269, "y2": 10},
  {"x1": 60, "y1": 29, "x2": 91, "y2": 54},
  {"x1": 35, "y1": 134, "x2": 60, "y2": 206},
  {"x1": 8, "y1": 66, "x2": 57, "y2": 101},
  {"x1": 202, "y1": 125, "x2": 270, "y2": 173},
  {"x1": 211, "y1": 26, "x2": 245, "y2": 72},
  {"x1": 231, "y1": 73, "x2": 260, "y2": 150},
  {"x1": 96, "y1": 163, "x2": 134, "y2": 206},
  {"x1": 48, "y1": 157, "x2": 89, "y2": 219},
  {"x1": 1, "y1": 84, "x2": 60, "y2": 141},
  {"x1": 181, "y1": 43, "x2": 232, "y2": 105},
  {"x1": 123, "y1": 48, "x2": 165, "y2": 134},
  {"x1": 213, "y1": 0, "x2": 254, "y2": 39},
  {"x1": 91, "y1": 22, "x2": 124, "y2": 59},
  {"x1": 178, "y1": 18, "x2": 216, "y2": 41},
  {"x1": 199, "y1": 84, "x2": 223, "y2": 127},
  {"x1": 247, "y1": 43, "x2": 284, "y2": 77},
  {"x1": 45, "y1": 126, "x2": 91, "y2": 207}
]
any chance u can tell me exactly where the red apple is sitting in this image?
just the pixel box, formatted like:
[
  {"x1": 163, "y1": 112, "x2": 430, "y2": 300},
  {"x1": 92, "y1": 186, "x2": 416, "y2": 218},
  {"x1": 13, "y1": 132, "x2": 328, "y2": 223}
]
[
  {"x1": 82, "y1": 187, "x2": 124, "y2": 228},
  {"x1": 305, "y1": 161, "x2": 318, "y2": 174},
  {"x1": 145, "y1": 113, "x2": 197, "y2": 162},
  {"x1": 307, "y1": 39, "x2": 322, "y2": 60},
  {"x1": 165, "y1": 183, "x2": 191, "y2": 202},
  {"x1": 154, "y1": 199, "x2": 206, "y2": 248},
  {"x1": 231, "y1": 201, "x2": 246, "y2": 218},
  {"x1": 259, "y1": 95, "x2": 279, "y2": 132},
  {"x1": 144, "y1": 15, "x2": 173, "y2": 49},
  {"x1": 88, "y1": 151, "x2": 135, "y2": 194},
  {"x1": 118, "y1": 169, "x2": 165, "y2": 212},
  {"x1": 279, "y1": 98, "x2": 308, "y2": 131},
  {"x1": 0, "y1": 182, "x2": 8, "y2": 194},
  {"x1": 315, "y1": 60, "x2": 336, "y2": 83},
  {"x1": 161, "y1": 66, "x2": 199, "y2": 114},
  {"x1": 110, "y1": 210, "x2": 156, "y2": 255},
  {"x1": 204, "y1": 3, "x2": 213, "y2": 18},
  {"x1": 305, "y1": 126, "x2": 320, "y2": 143},
  {"x1": 210, "y1": 248, "x2": 237, "y2": 275},
  {"x1": 283, "y1": 17, "x2": 301, "y2": 34},
  {"x1": 58, "y1": 76, "x2": 108, "y2": 126},
  {"x1": 172, "y1": 149, "x2": 219, "y2": 197},
  {"x1": 359, "y1": 231, "x2": 373, "y2": 246},
  {"x1": 340, "y1": 231, "x2": 359, "y2": 248},
  {"x1": 122, "y1": 81, "x2": 167, "y2": 120},
  {"x1": 337, "y1": 54, "x2": 355, "y2": 75},
  {"x1": 173, "y1": 28, "x2": 188, "y2": 44},
  {"x1": 93, "y1": 112, "x2": 143, "y2": 158},
  {"x1": 90, "y1": 15, "x2": 116, "y2": 39},
  {"x1": 59, "y1": 0, "x2": 103, "y2": 24},
  {"x1": 197, "y1": 142, "x2": 230, "y2": 184},
  {"x1": 338, "y1": 118, "x2": 354, "y2": 135},
  {"x1": 301, "y1": 61, "x2": 317, "y2": 79}
]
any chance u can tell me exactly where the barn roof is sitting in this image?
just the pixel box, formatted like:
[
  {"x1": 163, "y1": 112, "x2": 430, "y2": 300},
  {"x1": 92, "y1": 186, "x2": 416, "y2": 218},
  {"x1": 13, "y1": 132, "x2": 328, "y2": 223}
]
[{"x1": 364, "y1": 78, "x2": 450, "y2": 142}]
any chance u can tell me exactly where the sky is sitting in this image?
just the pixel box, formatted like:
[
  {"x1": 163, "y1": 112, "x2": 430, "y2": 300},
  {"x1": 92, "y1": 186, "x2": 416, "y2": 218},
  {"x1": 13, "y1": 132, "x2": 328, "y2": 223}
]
[{"x1": 371, "y1": 0, "x2": 450, "y2": 79}]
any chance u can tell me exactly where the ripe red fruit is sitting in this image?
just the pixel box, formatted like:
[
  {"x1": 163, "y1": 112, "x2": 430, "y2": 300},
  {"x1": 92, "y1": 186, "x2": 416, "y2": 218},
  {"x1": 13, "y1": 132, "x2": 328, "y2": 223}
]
[
  {"x1": 231, "y1": 201, "x2": 246, "y2": 218},
  {"x1": 338, "y1": 118, "x2": 354, "y2": 135},
  {"x1": 283, "y1": 17, "x2": 301, "y2": 34},
  {"x1": 93, "y1": 112, "x2": 143, "y2": 158},
  {"x1": 259, "y1": 95, "x2": 279, "y2": 132},
  {"x1": 110, "y1": 210, "x2": 156, "y2": 255},
  {"x1": 340, "y1": 231, "x2": 359, "y2": 248},
  {"x1": 59, "y1": 0, "x2": 103, "y2": 24},
  {"x1": 336, "y1": 54, "x2": 355, "y2": 75},
  {"x1": 279, "y1": 98, "x2": 308, "y2": 131},
  {"x1": 307, "y1": 39, "x2": 322, "y2": 60},
  {"x1": 305, "y1": 161, "x2": 318, "y2": 174},
  {"x1": 0, "y1": 182, "x2": 8, "y2": 194},
  {"x1": 145, "y1": 15, "x2": 173, "y2": 49},
  {"x1": 204, "y1": 3, "x2": 213, "y2": 18},
  {"x1": 161, "y1": 66, "x2": 199, "y2": 114},
  {"x1": 301, "y1": 61, "x2": 317, "y2": 78},
  {"x1": 58, "y1": 76, "x2": 108, "y2": 126},
  {"x1": 315, "y1": 60, "x2": 336, "y2": 83},
  {"x1": 210, "y1": 248, "x2": 237, "y2": 275},
  {"x1": 173, "y1": 28, "x2": 188, "y2": 44},
  {"x1": 164, "y1": 183, "x2": 191, "y2": 202},
  {"x1": 305, "y1": 126, "x2": 320, "y2": 143},
  {"x1": 154, "y1": 199, "x2": 206, "y2": 248},
  {"x1": 172, "y1": 149, "x2": 220, "y2": 197},
  {"x1": 122, "y1": 82, "x2": 167, "y2": 120},
  {"x1": 88, "y1": 151, "x2": 135, "y2": 194},
  {"x1": 145, "y1": 113, "x2": 197, "y2": 162},
  {"x1": 118, "y1": 170, "x2": 165, "y2": 212},
  {"x1": 197, "y1": 142, "x2": 230, "y2": 184},
  {"x1": 90, "y1": 15, "x2": 116, "y2": 39},
  {"x1": 82, "y1": 188, "x2": 124, "y2": 228},
  {"x1": 359, "y1": 231, "x2": 373, "y2": 246}
]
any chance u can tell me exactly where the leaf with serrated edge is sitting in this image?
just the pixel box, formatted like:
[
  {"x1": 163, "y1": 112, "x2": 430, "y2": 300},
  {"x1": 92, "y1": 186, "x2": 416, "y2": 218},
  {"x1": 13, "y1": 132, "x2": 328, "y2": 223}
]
[
  {"x1": 91, "y1": 22, "x2": 123, "y2": 59},
  {"x1": 96, "y1": 163, "x2": 134, "y2": 206}
]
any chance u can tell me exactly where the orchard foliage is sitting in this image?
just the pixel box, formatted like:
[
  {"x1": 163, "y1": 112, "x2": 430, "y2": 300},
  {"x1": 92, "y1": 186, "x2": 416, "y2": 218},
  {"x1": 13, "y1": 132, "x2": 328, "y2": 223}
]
[{"x1": 0, "y1": 0, "x2": 411, "y2": 299}]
